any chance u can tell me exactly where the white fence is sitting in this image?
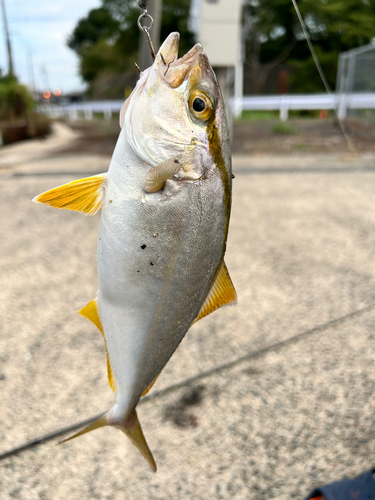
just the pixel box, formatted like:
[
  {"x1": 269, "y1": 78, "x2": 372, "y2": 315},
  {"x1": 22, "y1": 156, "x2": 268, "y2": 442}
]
[
  {"x1": 38, "y1": 93, "x2": 375, "y2": 122},
  {"x1": 234, "y1": 93, "x2": 375, "y2": 120},
  {"x1": 37, "y1": 100, "x2": 125, "y2": 122}
]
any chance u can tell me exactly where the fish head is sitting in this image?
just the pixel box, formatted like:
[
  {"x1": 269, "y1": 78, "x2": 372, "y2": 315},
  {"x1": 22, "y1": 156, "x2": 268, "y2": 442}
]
[{"x1": 123, "y1": 32, "x2": 231, "y2": 181}]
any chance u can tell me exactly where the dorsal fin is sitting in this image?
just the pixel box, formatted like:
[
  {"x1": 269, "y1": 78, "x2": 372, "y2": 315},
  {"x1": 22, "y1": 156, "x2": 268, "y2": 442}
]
[
  {"x1": 141, "y1": 373, "x2": 160, "y2": 397},
  {"x1": 78, "y1": 298, "x2": 116, "y2": 391},
  {"x1": 193, "y1": 260, "x2": 237, "y2": 325},
  {"x1": 32, "y1": 173, "x2": 106, "y2": 215}
]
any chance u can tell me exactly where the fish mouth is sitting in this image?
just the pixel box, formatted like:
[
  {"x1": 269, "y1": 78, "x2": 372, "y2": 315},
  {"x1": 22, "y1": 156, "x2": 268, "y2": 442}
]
[
  {"x1": 155, "y1": 32, "x2": 211, "y2": 90},
  {"x1": 156, "y1": 32, "x2": 181, "y2": 65}
]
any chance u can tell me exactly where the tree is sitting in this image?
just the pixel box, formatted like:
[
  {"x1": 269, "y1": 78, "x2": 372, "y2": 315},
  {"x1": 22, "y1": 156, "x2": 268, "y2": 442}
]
[
  {"x1": 0, "y1": 74, "x2": 34, "y2": 120},
  {"x1": 68, "y1": 0, "x2": 195, "y2": 94},
  {"x1": 68, "y1": 7, "x2": 120, "y2": 51},
  {"x1": 67, "y1": 7, "x2": 128, "y2": 85},
  {"x1": 243, "y1": 0, "x2": 375, "y2": 94}
]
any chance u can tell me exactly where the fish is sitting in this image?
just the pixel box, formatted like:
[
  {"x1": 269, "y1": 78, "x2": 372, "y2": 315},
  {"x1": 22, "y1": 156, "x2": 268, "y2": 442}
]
[{"x1": 33, "y1": 32, "x2": 237, "y2": 471}]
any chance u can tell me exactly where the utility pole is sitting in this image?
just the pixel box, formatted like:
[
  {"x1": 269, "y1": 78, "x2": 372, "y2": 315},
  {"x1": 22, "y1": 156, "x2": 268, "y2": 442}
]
[
  {"x1": 138, "y1": 0, "x2": 162, "y2": 70},
  {"x1": 1, "y1": 0, "x2": 14, "y2": 76},
  {"x1": 41, "y1": 64, "x2": 50, "y2": 92},
  {"x1": 27, "y1": 50, "x2": 37, "y2": 99}
]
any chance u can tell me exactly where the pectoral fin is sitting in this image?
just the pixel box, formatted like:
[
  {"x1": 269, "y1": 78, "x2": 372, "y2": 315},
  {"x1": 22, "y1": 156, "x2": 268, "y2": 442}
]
[
  {"x1": 193, "y1": 260, "x2": 237, "y2": 324},
  {"x1": 32, "y1": 173, "x2": 106, "y2": 215},
  {"x1": 78, "y1": 298, "x2": 116, "y2": 391},
  {"x1": 143, "y1": 158, "x2": 182, "y2": 193}
]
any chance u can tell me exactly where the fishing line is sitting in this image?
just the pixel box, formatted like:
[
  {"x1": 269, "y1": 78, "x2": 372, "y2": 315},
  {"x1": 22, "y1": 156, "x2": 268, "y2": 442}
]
[
  {"x1": 1, "y1": 301, "x2": 373, "y2": 461},
  {"x1": 291, "y1": 0, "x2": 356, "y2": 153}
]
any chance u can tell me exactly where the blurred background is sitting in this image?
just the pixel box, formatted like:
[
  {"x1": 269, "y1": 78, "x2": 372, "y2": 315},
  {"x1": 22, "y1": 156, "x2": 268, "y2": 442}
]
[
  {"x1": 1, "y1": 1, "x2": 375, "y2": 499},
  {"x1": 0, "y1": 0, "x2": 375, "y2": 148}
]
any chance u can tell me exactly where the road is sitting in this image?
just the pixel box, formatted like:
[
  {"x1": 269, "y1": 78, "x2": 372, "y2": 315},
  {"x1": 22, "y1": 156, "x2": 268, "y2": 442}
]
[{"x1": 1, "y1": 131, "x2": 375, "y2": 499}]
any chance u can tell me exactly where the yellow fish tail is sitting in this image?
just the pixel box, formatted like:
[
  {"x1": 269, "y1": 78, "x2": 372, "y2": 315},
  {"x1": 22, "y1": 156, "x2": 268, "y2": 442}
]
[
  {"x1": 58, "y1": 413, "x2": 107, "y2": 445},
  {"x1": 58, "y1": 409, "x2": 156, "y2": 472},
  {"x1": 119, "y1": 410, "x2": 157, "y2": 472}
]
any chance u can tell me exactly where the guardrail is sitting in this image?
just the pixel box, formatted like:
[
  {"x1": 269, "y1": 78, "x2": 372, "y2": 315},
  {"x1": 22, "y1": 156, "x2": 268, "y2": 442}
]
[
  {"x1": 37, "y1": 100, "x2": 125, "y2": 122},
  {"x1": 234, "y1": 93, "x2": 375, "y2": 120},
  {"x1": 38, "y1": 93, "x2": 375, "y2": 122}
]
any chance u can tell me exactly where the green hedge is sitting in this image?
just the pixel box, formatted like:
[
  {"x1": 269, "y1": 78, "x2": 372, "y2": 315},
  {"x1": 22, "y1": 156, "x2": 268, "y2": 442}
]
[{"x1": 0, "y1": 76, "x2": 34, "y2": 121}]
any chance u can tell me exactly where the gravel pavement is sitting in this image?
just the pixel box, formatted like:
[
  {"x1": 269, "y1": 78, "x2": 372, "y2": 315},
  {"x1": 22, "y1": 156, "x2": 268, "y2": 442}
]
[{"x1": 1, "y1": 129, "x2": 375, "y2": 499}]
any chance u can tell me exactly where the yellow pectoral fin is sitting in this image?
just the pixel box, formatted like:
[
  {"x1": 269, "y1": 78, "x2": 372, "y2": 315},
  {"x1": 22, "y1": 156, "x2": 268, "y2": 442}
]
[
  {"x1": 143, "y1": 158, "x2": 182, "y2": 193},
  {"x1": 78, "y1": 298, "x2": 116, "y2": 391},
  {"x1": 32, "y1": 173, "x2": 106, "y2": 215},
  {"x1": 193, "y1": 260, "x2": 237, "y2": 325}
]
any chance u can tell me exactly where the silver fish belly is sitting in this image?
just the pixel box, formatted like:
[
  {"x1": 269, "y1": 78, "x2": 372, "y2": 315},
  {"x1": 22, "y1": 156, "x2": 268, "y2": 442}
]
[{"x1": 98, "y1": 127, "x2": 228, "y2": 414}]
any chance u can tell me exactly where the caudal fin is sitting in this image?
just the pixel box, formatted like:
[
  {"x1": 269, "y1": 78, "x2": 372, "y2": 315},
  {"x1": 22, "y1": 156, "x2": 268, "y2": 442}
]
[
  {"x1": 120, "y1": 410, "x2": 157, "y2": 472},
  {"x1": 58, "y1": 409, "x2": 156, "y2": 472}
]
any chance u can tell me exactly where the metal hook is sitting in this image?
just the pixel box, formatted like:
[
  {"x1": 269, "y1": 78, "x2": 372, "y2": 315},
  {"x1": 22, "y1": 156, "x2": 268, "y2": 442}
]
[
  {"x1": 137, "y1": 10, "x2": 156, "y2": 61},
  {"x1": 137, "y1": 11, "x2": 154, "y2": 31}
]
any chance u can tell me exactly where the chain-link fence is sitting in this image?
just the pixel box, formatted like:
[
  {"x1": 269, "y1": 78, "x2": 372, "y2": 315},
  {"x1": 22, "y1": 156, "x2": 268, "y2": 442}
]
[{"x1": 336, "y1": 43, "x2": 375, "y2": 128}]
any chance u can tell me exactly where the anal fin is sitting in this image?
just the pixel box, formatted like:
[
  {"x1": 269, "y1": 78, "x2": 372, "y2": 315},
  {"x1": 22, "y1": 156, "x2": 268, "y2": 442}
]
[
  {"x1": 33, "y1": 173, "x2": 106, "y2": 215},
  {"x1": 78, "y1": 298, "x2": 116, "y2": 391},
  {"x1": 193, "y1": 260, "x2": 237, "y2": 325}
]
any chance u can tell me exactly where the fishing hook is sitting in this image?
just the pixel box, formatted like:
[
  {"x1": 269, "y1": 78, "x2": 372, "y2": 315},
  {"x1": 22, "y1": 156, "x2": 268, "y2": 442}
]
[{"x1": 137, "y1": 0, "x2": 156, "y2": 61}]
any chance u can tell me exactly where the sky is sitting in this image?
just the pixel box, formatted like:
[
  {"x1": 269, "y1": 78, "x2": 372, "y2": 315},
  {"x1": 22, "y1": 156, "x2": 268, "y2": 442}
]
[{"x1": 0, "y1": 0, "x2": 101, "y2": 93}]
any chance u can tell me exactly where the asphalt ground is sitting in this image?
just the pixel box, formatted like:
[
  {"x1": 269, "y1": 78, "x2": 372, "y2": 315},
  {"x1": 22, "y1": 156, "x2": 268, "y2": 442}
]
[{"x1": 1, "y1": 126, "x2": 375, "y2": 499}]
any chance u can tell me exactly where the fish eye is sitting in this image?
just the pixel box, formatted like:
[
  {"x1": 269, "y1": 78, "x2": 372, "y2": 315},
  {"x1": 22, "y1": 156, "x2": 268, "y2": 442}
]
[
  {"x1": 189, "y1": 90, "x2": 213, "y2": 122},
  {"x1": 193, "y1": 97, "x2": 205, "y2": 112}
]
